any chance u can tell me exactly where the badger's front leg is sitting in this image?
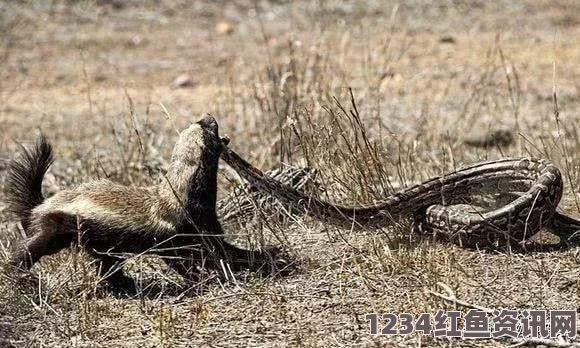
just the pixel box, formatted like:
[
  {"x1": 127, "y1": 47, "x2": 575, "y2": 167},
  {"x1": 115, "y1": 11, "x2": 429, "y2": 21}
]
[
  {"x1": 157, "y1": 229, "x2": 286, "y2": 280},
  {"x1": 196, "y1": 232, "x2": 286, "y2": 277}
]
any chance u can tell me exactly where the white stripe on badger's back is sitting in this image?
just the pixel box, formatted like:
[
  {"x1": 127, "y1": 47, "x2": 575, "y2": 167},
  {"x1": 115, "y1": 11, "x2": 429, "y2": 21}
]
[
  {"x1": 34, "y1": 180, "x2": 179, "y2": 233},
  {"x1": 58, "y1": 198, "x2": 177, "y2": 232}
]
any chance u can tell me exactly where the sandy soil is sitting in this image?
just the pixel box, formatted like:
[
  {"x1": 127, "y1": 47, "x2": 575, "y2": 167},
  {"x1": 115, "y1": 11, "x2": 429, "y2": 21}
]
[{"x1": 0, "y1": 1, "x2": 579, "y2": 346}]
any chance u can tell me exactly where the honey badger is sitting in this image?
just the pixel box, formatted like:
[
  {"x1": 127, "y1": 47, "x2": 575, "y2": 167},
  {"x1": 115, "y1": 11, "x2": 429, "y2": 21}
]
[{"x1": 3, "y1": 115, "x2": 281, "y2": 286}]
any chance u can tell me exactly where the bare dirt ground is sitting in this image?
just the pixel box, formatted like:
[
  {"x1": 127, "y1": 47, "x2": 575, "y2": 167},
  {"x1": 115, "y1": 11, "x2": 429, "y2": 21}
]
[{"x1": 0, "y1": 1, "x2": 579, "y2": 347}]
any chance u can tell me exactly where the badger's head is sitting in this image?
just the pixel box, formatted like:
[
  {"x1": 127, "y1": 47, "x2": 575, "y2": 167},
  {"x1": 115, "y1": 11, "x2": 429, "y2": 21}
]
[{"x1": 171, "y1": 114, "x2": 224, "y2": 166}]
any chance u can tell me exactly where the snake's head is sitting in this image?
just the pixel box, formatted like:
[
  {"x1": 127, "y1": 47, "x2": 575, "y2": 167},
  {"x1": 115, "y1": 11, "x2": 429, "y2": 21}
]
[{"x1": 220, "y1": 135, "x2": 231, "y2": 150}]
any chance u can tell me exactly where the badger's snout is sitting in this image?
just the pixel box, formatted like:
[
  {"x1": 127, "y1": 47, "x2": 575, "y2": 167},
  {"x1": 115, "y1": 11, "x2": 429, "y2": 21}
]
[{"x1": 197, "y1": 114, "x2": 218, "y2": 135}]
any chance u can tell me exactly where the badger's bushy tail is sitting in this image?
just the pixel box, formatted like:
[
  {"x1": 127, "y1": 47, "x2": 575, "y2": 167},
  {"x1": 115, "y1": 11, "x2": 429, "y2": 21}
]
[{"x1": 4, "y1": 135, "x2": 53, "y2": 230}]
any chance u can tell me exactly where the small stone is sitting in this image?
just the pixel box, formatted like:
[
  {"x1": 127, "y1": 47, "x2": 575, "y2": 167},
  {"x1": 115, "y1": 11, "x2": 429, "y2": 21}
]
[
  {"x1": 127, "y1": 35, "x2": 145, "y2": 47},
  {"x1": 439, "y1": 35, "x2": 456, "y2": 44},
  {"x1": 463, "y1": 128, "x2": 514, "y2": 148},
  {"x1": 171, "y1": 74, "x2": 196, "y2": 89},
  {"x1": 317, "y1": 286, "x2": 331, "y2": 297},
  {"x1": 96, "y1": 0, "x2": 124, "y2": 10},
  {"x1": 215, "y1": 20, "x2": 235, "y2": 35}
]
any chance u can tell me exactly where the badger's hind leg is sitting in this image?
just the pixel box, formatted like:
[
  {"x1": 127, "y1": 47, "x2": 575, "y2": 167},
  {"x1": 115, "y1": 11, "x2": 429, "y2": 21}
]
[{"x1": 10, "y1": 212, "x2": 75, "y2": 269}]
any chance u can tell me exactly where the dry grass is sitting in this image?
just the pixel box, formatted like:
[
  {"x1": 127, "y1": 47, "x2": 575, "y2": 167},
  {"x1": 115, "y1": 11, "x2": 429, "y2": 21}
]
[{"x1": 1, "y1": 0, "x2": 579, "y2": 346}]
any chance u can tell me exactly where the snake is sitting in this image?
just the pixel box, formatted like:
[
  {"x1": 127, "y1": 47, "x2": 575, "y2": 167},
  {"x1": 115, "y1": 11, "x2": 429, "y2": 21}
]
[{"x1": 219, "y1": 139, "x2": 580, "y2": 248}]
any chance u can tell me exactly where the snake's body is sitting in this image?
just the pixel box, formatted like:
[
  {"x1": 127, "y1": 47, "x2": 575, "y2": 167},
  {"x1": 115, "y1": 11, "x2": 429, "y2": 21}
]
[{"x1": 221, "y1": 145, "x2": 579, "y2": 247}]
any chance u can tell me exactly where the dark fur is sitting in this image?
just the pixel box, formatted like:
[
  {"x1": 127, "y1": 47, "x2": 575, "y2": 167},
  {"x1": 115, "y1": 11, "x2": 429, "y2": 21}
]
[
  {"x1": 3, "y1": 116, "x2": 281, "y2": 288},
  {"x1": 4, "y1": 135, "x2": 53, "y2": 231}
]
